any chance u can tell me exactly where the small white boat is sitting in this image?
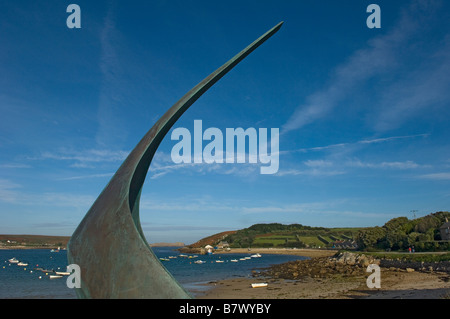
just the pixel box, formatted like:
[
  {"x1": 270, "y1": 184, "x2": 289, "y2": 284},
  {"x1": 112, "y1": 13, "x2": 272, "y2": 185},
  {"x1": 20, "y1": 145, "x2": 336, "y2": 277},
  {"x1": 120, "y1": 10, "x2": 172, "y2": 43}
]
[
  {"x1": 251, "y1": 253, "x2": 262, "y2": 258},
  {"x1": 239, "y1": 258, "x2": 246, "y2": 261},
  {"x1": 17, "y1": 262, "x2": 28, "y2": 266},
  {"x1": 55, "y1": 271, "x2": 71, "y2": 276},
  {"x1": 159, "y1": 258, "x2": 170, "y2": 261},
  {"x1": 251, "y1": 283, "x2": 268, "y2": 288},
  {"x1": 8, "y1": 258, "x2": 19, "y2": 263},
  {"x1": 230, "y1": 259, "x2": 238, "y2": 262},
  {"x1": 49, "y1": 275, "x2": 63, "y2": 279},
  {"x1": 194, "y1": 260, "x2": 206, "y2": 264},
  {"x1": 215, "y1": 260, "x2": 224, "y2": 263}
]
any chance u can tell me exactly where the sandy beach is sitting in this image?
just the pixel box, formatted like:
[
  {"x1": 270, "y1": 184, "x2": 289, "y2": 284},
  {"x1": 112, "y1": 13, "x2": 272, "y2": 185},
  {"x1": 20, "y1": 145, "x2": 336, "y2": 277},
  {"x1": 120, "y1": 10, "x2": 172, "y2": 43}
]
[
  {"x1": 213, "y1": 248, "x2": 337, "y2": 258},
  {"x1": 198, "y1": 249, "x2": 450, "y2": 299}
]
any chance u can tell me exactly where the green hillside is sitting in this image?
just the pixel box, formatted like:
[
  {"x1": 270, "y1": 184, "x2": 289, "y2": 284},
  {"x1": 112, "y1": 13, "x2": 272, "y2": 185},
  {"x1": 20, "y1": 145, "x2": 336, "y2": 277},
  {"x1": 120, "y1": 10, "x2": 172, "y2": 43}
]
[
  {"x1": 226, "y1": 223, "x2": 361, "y2": 249},
  {"x1": 223, "y1": 211, "x2": 450, "y2": 252}
]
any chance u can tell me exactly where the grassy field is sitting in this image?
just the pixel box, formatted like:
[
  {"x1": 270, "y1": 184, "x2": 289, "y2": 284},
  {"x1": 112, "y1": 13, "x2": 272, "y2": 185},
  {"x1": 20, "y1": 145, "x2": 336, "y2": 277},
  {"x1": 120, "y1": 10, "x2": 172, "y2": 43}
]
[
  {"x1": 297, "y1": 236, "x2": 328, "y2": 247},
  {"x1": 251, "y1": 233, "x2": 354, "y2": 248},
  {"x1": 253, "y1": 235, "x2": 295, "y2": 246}
]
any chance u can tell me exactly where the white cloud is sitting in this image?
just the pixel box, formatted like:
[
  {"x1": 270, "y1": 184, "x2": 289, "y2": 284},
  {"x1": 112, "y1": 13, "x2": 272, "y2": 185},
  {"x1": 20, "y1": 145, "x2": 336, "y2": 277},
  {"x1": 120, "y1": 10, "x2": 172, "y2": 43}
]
[
  {"x1": 276, "y1": 158, "x2": 423, "y2": 179},
  {"x1": 57, "y1": 173, "x2": 115, "y2": 181},
  {"x1": 418, "y1": 172, "x2": 450, "y2": 180},
  {"x1": 346, "y1": 159, "x2": 421, "y2": 170},
  {"x1": 140, "y1": 197, "x2": 238, "y2": 213},
  {"x1": 275, "y1": 168, "x2": 345, "y2": 177}
]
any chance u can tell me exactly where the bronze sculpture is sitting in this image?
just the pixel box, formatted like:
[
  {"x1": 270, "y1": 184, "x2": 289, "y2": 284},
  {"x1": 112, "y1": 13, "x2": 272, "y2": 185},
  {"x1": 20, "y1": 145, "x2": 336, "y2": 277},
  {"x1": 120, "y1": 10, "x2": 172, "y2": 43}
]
[{"x1": 67, "y1": 21, "x2": 283, "y2": 298}]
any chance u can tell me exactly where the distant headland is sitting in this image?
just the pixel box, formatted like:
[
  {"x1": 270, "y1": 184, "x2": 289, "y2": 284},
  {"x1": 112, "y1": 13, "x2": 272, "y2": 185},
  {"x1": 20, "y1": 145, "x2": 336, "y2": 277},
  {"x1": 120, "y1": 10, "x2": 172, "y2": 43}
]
[{"x1": 0, "y1": 234, "x2": 184, "y2": 250}]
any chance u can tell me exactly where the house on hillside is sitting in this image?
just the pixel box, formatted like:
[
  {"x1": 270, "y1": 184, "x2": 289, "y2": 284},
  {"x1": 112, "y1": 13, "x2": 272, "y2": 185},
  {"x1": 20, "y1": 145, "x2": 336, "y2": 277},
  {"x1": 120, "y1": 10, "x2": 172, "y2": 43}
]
[
  {"x1": 217, "y1": 241, "x2": 229, "y2": 249},
  {"x1": 440, "y1": 219, "x2": 450, "y2": 240}
]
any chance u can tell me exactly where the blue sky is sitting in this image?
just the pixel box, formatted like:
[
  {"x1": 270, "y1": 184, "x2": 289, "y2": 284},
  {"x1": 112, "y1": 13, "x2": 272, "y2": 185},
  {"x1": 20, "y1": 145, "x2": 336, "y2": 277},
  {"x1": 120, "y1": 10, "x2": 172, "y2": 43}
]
[{"x1": 1, "y1": 0, "x2": 450, "y2": 244}]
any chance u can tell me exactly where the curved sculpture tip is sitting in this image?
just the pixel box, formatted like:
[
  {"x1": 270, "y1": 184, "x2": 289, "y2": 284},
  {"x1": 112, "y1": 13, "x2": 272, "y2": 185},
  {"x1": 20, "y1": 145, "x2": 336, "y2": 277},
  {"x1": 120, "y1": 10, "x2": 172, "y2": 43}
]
[{"x1": 67, "y1": 22, "x2": 283, "y2": 299}]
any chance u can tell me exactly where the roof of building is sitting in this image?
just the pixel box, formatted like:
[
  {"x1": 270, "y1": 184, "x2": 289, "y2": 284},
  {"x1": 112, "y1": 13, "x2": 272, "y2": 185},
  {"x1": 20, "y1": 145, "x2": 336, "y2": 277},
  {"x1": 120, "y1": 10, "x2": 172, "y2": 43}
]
[{"x1": 440, "y1": 221, "x2": 450, "y2": 229}]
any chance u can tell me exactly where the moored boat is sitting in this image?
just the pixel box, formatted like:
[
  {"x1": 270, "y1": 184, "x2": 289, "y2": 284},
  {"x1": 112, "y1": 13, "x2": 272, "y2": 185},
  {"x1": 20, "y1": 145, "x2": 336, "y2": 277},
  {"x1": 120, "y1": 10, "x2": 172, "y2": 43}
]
[{"x1": 251, "y1": 283, "x2": 268, "y2": 288}]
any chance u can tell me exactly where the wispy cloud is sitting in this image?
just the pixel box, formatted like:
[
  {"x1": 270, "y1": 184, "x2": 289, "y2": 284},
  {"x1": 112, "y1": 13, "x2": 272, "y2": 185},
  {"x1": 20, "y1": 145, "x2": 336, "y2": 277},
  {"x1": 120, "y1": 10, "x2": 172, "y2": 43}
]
[
  {"x1": 139, "y1": 196, "x2": 240, "y2": 213},
  {"x1": 418, "y1": 172, "x2": 450, "y2": 180},
  {"x1": 31, "y1": 221, "x2": 77, "y2": 229},
  {"x1": 96, "y1": 2, "x2": 131, "y2": 148},
  {"x1": 57, "y1": 173, "x2": 115, "y2": 181},
  {"x1": 37, "y1": 192, "x2": 95, "y2": 208},
  {"x1": 0, "y1": 180, "x2": 95, "y2": 209},
  {"x1": 0, "y1": 178, "x2": 21, "y2": 203},
  {"x1": 140, "y1": 196, "x2": 348, "y2": 218},
  {"x1": 374, "y1": 34, "x2": 450, "y2": 131},
  {"x1": 39, "y1": 148, "x2": 129, "y2": 167},
  {"x1": 140, "y1": 223, "x2": 230, "y2": 233},
  {"x1": 275, "y1": 168, "x2": 345, "y2": 177},
  {"x1": 0, "y1": 163, "x2": 31, "y2": 169},
  {"x1": 303, "y1": 160, "x2": 333, "y2": 168},
  {"x1": 276, "y1": 158, "x2": 423, "y2": 178},
  {"x1": 346, "y1": 159, "x2": 422, "y2": 170},
  {"x1": 148, "y1": 151, "x2": 263, "y2": 179},
  {"x1": 238, "y1": 199, "x2": 388, "y2": 220},
  {"x1": 288, "y1": 133, "x2": 429, "y2": 153},
  {"x1": 282, "y1": 0, "x2": 445, "y2": 134}
]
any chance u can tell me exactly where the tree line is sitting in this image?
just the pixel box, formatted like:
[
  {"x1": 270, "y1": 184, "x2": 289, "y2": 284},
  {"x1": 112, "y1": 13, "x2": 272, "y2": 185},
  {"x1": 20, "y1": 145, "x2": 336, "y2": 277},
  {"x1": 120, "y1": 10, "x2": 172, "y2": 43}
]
[{"x1": 355, "y1": 211, "x2": 450, "y2": 252}]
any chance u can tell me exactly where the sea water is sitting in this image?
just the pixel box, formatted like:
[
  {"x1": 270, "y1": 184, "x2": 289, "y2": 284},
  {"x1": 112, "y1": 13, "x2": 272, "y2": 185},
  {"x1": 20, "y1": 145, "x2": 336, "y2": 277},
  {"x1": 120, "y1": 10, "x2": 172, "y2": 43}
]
[
  {"x1": 0, "y1": 249, "x2": 76, "y2": 299},
  {"x1": 0, "y1": 248, "x2": 307, "y2": 299}
]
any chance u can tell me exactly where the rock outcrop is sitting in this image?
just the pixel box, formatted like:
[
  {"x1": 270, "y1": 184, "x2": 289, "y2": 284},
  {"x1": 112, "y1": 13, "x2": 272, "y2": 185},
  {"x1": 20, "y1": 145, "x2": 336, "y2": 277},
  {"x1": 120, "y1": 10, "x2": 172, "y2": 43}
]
[
  {"x1": 256, "y1": 252, "x2": 450, "y2": 281},
  {"x1": 258, "y1": 252, "x2": 378, "y2": 280}
]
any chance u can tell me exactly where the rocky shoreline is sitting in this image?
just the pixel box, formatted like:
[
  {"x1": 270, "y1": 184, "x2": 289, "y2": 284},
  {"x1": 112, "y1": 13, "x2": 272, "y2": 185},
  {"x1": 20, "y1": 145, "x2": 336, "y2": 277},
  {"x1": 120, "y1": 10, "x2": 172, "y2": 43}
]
[
  {"x1": 255, "y1": 252, "x2": 377, "y2": 280},
  {"x1": 255, "y1": 252, "x2": 450, "y2": 281},
  {"x1": 199, "y1": 251, "x2": 450, "y2": 299},
  {"x1": 379, "y1": 258, "x2": 450, "y2": 273}
]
